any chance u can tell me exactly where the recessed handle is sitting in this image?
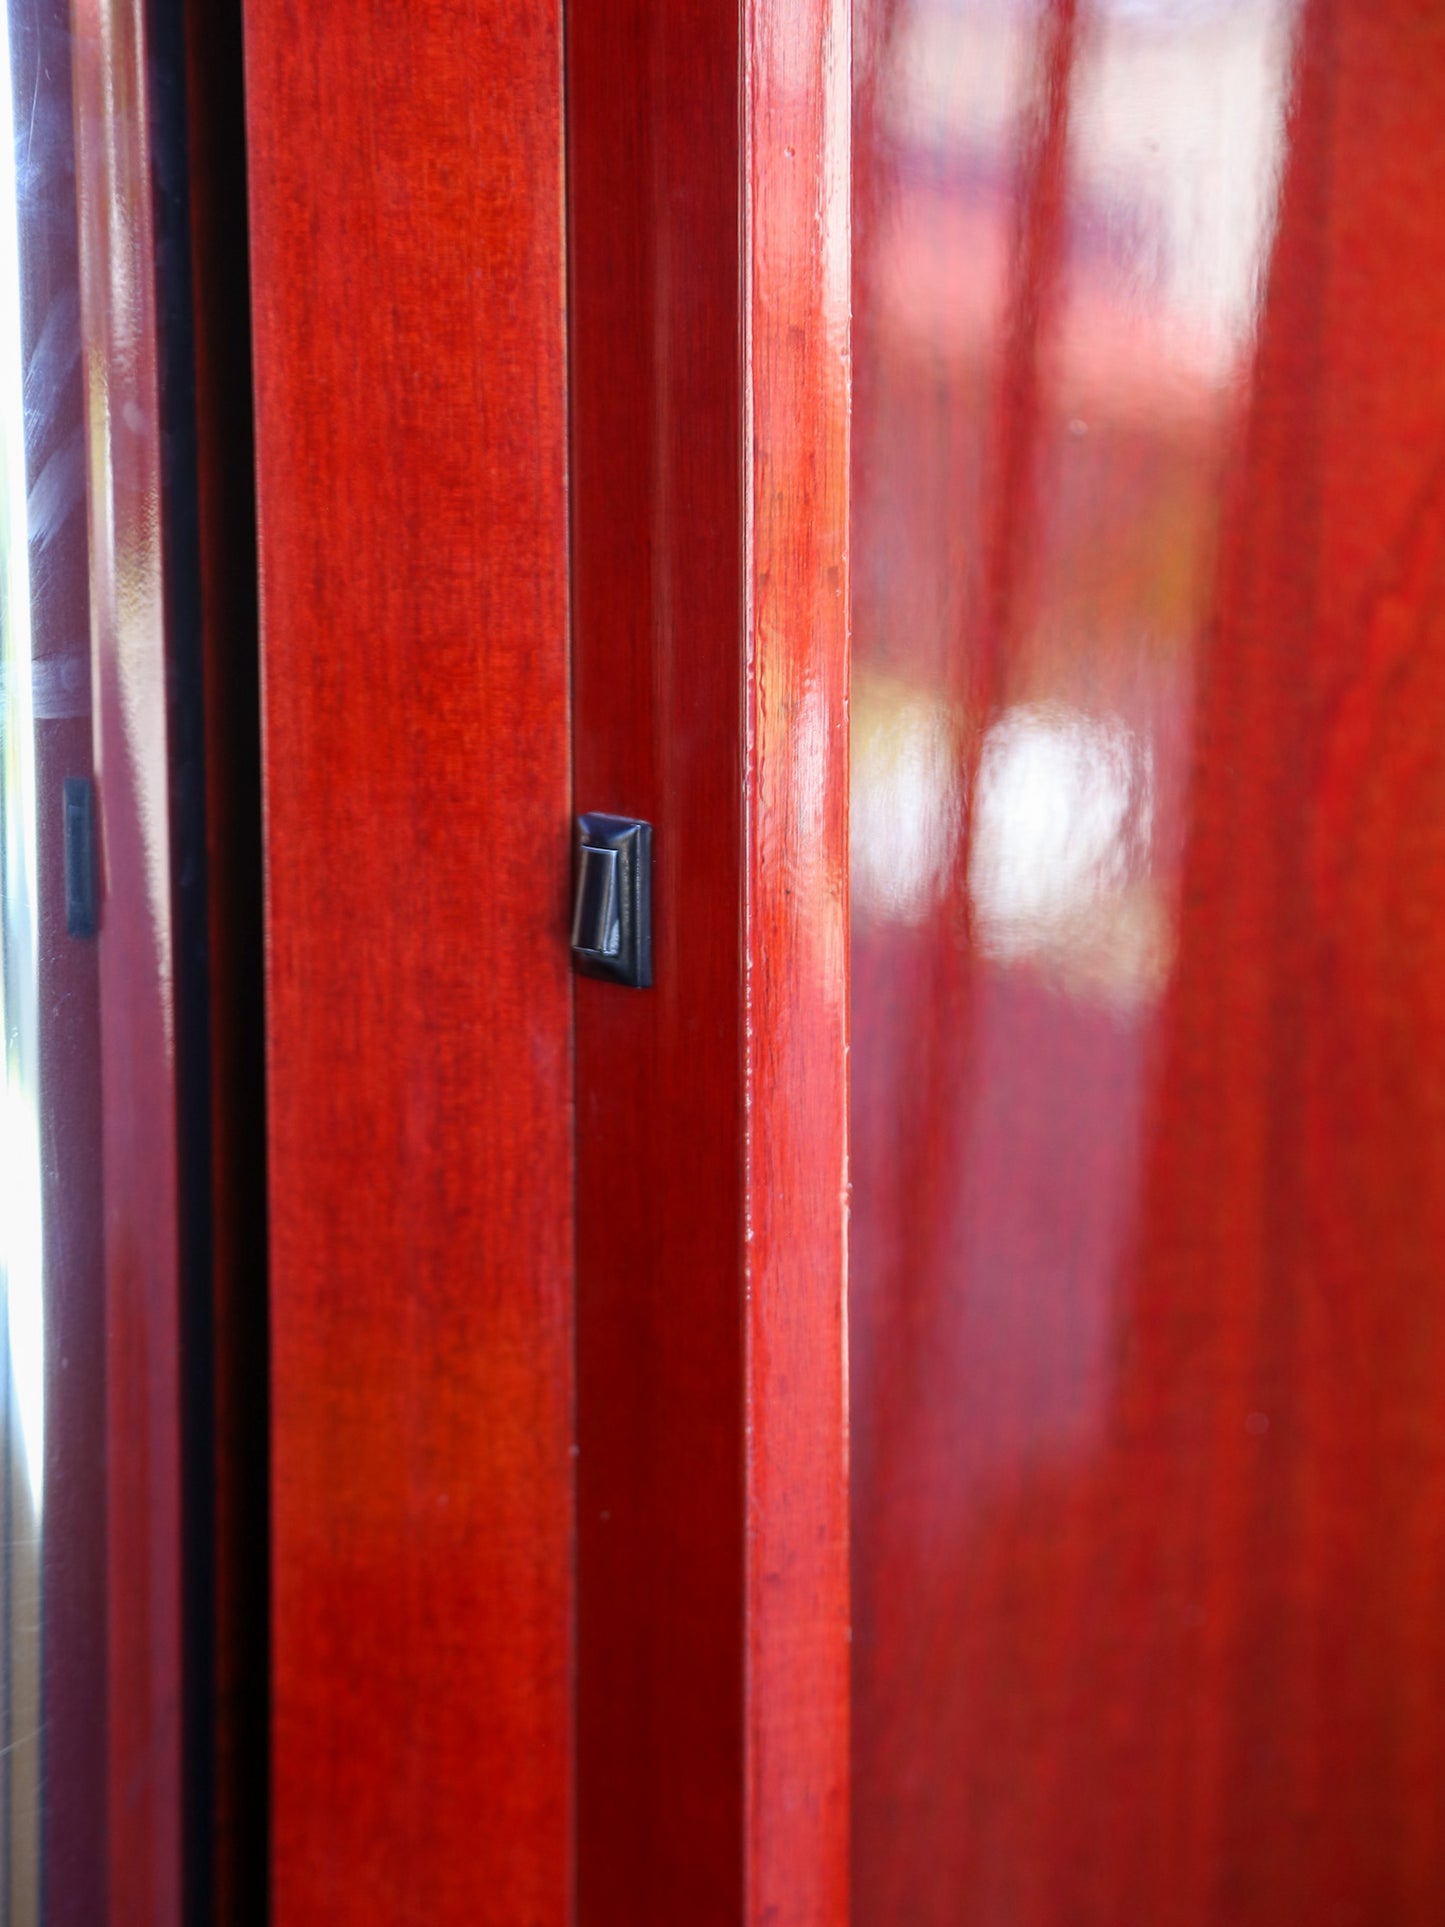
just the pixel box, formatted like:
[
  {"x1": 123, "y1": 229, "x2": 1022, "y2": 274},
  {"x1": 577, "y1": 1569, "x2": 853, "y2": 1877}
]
[
  {"x1": 572, "y1": 813, "x2": 652, "y2": 987},
  {"x1": 572, "y1": 843, "x2": 620, "y2": 958}
]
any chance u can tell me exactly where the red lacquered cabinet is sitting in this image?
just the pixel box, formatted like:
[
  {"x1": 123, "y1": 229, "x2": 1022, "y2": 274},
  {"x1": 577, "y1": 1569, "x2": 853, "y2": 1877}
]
[{"x1": 18, "y1": 0, "x2": 1444, "y2": 1918}]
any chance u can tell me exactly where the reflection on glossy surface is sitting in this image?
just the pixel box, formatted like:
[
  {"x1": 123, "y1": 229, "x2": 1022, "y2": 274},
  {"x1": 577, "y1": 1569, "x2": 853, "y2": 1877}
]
[
  {"x1": 71, "y1": 0, "x2": 186, "y2": 1910},
  {"x1": 969, "y1": 702, "x2": 1160, "y2": 993},
  {"x1": 854, "y1": 0, "x2": 1445, "y2": 1918},
  {"x1": 0, "y1": 3, "x2": 105, "y2": 1917},
  {"x1": 0, "y1": 0, "x2": 46, "y2": 1907}
]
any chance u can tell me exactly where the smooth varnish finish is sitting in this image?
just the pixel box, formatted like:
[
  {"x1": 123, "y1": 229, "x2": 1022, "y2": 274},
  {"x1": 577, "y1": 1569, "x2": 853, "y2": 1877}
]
[
  {"x1": 850, "y1": 0, "x2": 1445, "y2": 1919},
  {"x1": 569, "y1": 1, "x2": 850, "y2": 1920},
  {"x1": 73, "y1": 1, "x2": 184, "y2": 1916},
  {"x1": 242, "y1": 4, "x2": 574, "y2": 1920},
  {"x1": 742, "y1": 4, "x2": 851, "y2": 1919}
]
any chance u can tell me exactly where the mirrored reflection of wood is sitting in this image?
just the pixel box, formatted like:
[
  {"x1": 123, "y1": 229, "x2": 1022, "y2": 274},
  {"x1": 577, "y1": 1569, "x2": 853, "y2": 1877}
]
[
  {"x1": 852, "y1": 0, "x2": 1445, "y2": 1920},
  {"x1": 1, "y1": 0, "x2": 196, "y2": 1917},
  {"x1": 71, "y1": 0, "x2": 190, "y2": 1911},
  {"x1": 0, "y1": 2, "x2": 95, "y2": 1920}
]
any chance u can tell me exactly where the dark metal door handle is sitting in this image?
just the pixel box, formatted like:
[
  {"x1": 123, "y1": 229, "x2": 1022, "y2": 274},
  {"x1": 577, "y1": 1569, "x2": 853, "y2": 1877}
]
[{"x1": 571, "y1": 813, "x2": 652, "y2": 987}]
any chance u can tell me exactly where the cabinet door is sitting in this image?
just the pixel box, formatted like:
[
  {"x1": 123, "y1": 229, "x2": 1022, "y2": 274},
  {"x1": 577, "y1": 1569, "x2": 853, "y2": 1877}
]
[
  {"x1": 247, "y1": 2, "x2": 1445, "y2": 1922},
  {"x1": 850, "y1": 2, "x2": 1445, "y2": 1921}
]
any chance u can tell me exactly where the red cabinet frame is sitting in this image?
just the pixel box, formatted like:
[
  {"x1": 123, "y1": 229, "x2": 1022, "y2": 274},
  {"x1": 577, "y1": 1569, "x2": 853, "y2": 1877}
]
[
  {"x1": 242, "y1": 0, "x2": 850, "y2": 1920},
  {"x1": 243, "y1": 5, "x2": 576, "y2": 1920}
]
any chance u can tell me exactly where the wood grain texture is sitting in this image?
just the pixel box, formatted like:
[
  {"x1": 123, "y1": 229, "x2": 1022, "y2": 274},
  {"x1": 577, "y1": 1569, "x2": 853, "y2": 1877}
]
[
  {"x1": 241, "y1": 4, "x2": 574, "y2": 1920},
  {"x1": 742, "y1": 3, "x2": 851, "y2": 1921},
  {"x1": 569, "y1": 1, "x2": 849, "y2": 1920},
  {"x1": 72, "y1": 0, "x2": 184, "y2": 1916},
  {"x1": 850, "y1": 0, "x2": 1445, "y2": 1919}
]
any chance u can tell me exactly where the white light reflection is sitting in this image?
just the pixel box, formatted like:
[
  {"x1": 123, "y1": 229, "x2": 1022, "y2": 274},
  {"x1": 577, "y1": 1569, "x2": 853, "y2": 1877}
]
[
  {"x1": 0, "y1": 1086, "x2": 43, "y2": 1512},
  {"x1": 0, "y1": 0, "x2": 45, "y2": 1519},
  {"x1": 853, "y1": 682, "x2": 1167, "y2": 1002},
  {"x1": 971, "y1": 704, "x2": 1165, "y2": 1000},
  {"x1": 971, "y1": 705, "x2": 1147, "y2": 933},
  {"x1": 851, "y1": 674, "x2": 962, "y2": 926}
]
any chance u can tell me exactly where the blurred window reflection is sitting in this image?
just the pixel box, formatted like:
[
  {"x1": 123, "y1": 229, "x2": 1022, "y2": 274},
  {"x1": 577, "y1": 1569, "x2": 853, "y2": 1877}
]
[
  {"x1": 851, "y1": 0, "x2": 1301, "y2": 1918},
  {"x1": 0, "y1": 0, "x2": 46, "y2": 1906},
  {"x1": 0, "y1": 5, "x2": 102, "y2": 1917}
]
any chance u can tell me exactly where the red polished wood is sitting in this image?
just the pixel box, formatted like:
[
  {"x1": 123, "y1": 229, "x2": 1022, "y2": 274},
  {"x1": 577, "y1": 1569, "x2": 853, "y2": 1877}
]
[
  {"x1": 742, "y1": 6, "x2": 851, "y2": 1919},
  {"x1": 73, "y1": 0, "x2": 184, "y2": 1916},
  {"x1": 241, "y1": 3, "x2": 574, "y2": 1920},
  {"x1": 568, "y1": 4, "x2": 743, "y2": 1906},
  {"x1": 851, "y1": 0, "x2": 1445, "y2": 1920},
  {"x1": 569, "y1": 6, "x2": 746, "y2": 1910},
  {"x1": 569, "y1": 1, "x2": 850, "y2": 1920}
]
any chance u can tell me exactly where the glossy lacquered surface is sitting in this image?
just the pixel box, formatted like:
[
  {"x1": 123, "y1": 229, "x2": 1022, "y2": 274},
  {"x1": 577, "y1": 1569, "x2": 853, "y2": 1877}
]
[
  {"x1": 17, "y1": 5, "x2": 106, "y2": 1917},
  {"x1": 243, "y1": 3, "x2": 574, "y2": 1920},
  {"x1": 742, "y1": 6, "x2": 851, "y2": 1918},
  {"x1": 569, "y1": 1, "x2": 849, "y2": 1919},
  {"x1": 851, "y1": 0, "x2": 1445, "y2": 1919},
  {"x1": 73, "y1": 0, "x2": 186, "y2": 1916},
  {"x1": 1, "y1": 2, "x2": 99, "y2": 1917}
]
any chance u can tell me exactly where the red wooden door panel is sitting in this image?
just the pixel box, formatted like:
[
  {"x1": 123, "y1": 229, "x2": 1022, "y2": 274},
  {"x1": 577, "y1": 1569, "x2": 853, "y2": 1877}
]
[
  {"x1": 568, "y1": 2, "x2": 850, "y2": 1921},
  {"x1": 241, "y1": 4, "x2": 574, "y2": 1919},
  {"x1": 851, "y1": 0, "x2": 1445, "y2": 1920}
]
